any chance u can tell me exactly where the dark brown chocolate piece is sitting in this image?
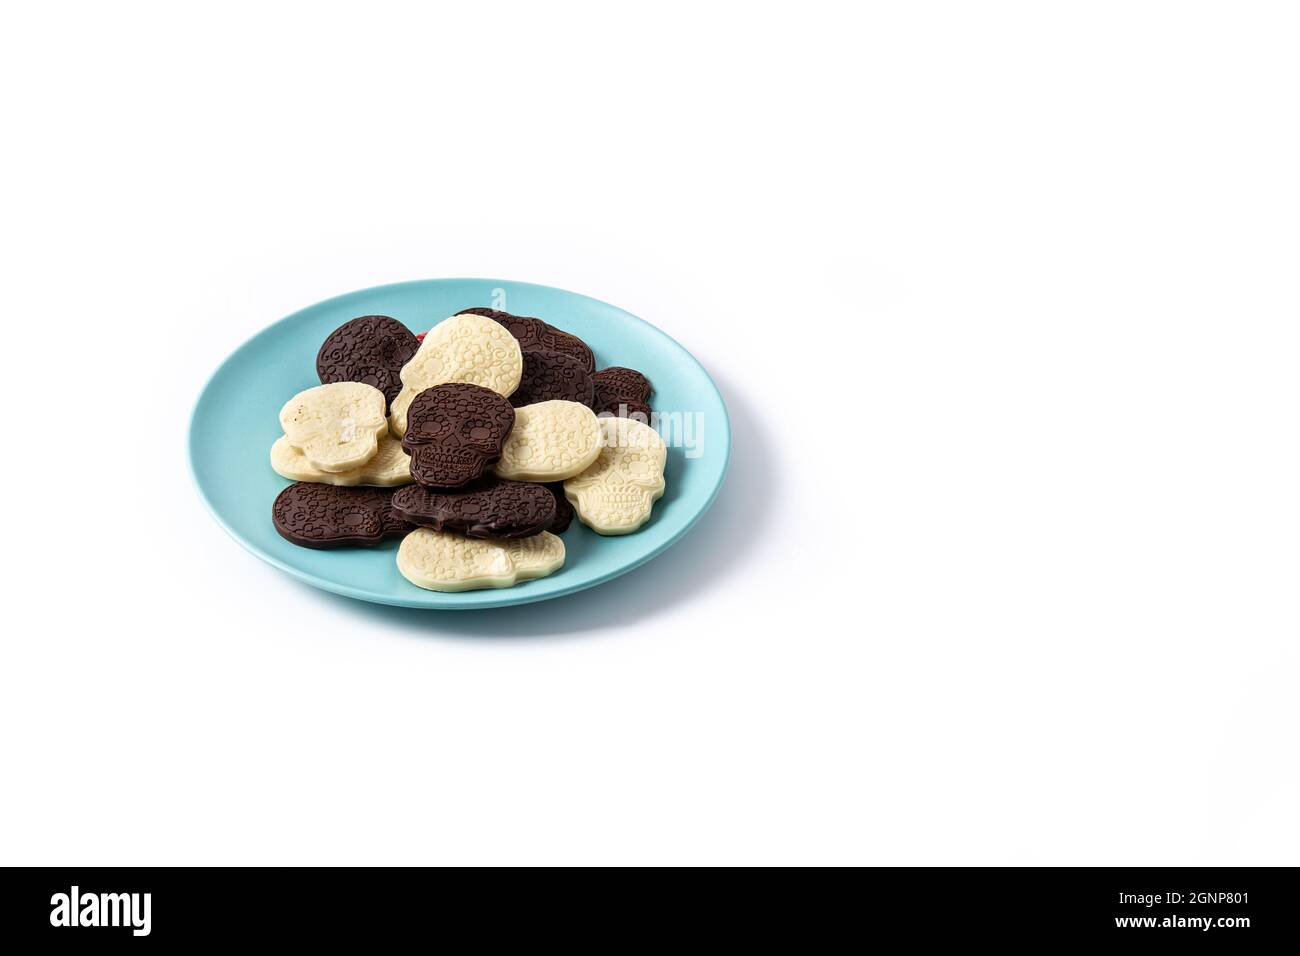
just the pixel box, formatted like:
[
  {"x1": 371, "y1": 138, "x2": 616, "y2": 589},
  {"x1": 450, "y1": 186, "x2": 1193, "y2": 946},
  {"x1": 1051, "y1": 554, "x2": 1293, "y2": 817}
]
[
  {"x1": 544, "y1": 482, "x2": 574, "y2": 534},
  {"x1": 316, "y1": 315, "x2": 419, "y2": 408},
  {"x1": 511, "y1": 349, "x2": 595, "y2": 408},
  {"x1": 272, "y1": 483, "x2": 410, "y2": 549},
  {"x1": 401, "y1": 383, "x2": 515, "y2": 489},
  {"x1": 592, "y1": 366, "x2": 653, "y2": 420},
  {"x1": 457, "y1": 307, "x2": 595, "y2": 372},
  {"x1": 391, "y1": 478, "x2": 555, "y2": 539}
]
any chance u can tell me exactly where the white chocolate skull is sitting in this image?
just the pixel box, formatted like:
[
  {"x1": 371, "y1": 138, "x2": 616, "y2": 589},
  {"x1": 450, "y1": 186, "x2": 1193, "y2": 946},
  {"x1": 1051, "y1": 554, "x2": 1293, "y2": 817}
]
[
  {"x1": 493, "y1": 400, "x2": 602, "y2": 481},
  {"x1": 270, "y1": 435, "x2": 412, "y2": 486},
  {"x1": 504, "y1": 531, "x2": 567, "y2": 577},
  {"x1": 279, "y1": 381, "x2": 388, "y2": 473},
  {"x1": 397, "y1": 529, "x2": 565, "y2": 592},
  {"x1": 389, "y1": 313, "x2": 524, "y2": 438},
  {"x1": 564, "y1": 417, "x2": 666, "y2": 534}
]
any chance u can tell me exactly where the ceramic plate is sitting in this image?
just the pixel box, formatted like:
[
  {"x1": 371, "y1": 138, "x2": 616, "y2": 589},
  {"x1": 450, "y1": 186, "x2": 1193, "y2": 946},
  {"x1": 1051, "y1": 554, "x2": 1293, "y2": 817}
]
[{"x1": 189, "y1": 278, "x2": 730, "y2": 608}]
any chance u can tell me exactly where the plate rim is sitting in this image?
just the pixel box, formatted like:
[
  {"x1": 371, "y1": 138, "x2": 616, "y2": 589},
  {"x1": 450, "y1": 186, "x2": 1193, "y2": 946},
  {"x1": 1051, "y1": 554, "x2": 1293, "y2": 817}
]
[{"x1": 187, "y1": 277, "x2": 732, "y2": 609}]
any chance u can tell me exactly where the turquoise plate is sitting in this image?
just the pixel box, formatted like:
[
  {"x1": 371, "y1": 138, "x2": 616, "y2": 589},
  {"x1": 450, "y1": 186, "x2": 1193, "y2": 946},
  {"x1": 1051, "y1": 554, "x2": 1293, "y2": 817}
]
[{"x1": 189, "y1": 278, "x2": 731, "y2": 609}]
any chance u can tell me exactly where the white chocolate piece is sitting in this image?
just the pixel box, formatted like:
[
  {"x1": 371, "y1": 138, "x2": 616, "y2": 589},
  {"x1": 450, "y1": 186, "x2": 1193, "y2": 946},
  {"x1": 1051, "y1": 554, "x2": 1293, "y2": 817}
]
[
  {"x1": 279, "y1": 382, "x2": 388, "y2": 473},
  {"x1": 503, "y1": 532, "x2": 567, "y2": 577},
  {"x1": 565, "y1": 417, "x2": 667, "y2": 535},
  {"x1": 493, "y1": 400, "x2": 602, "y2": 481},
  {"x1": 389, "y1": 313, "x2": 524, "y2": 438},
  {"x1": 270, "y1": 435, "x2": 412, "y2": 486},
  {"x1": 396, "y1": 529, "x2": 565, "y2": 592}
]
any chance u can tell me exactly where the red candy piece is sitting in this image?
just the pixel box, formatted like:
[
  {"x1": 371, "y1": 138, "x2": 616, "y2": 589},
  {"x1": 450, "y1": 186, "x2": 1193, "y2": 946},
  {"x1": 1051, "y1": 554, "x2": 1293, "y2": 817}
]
[{"x1": 415, "y1": 331, "x2": 426, "y2": 343}]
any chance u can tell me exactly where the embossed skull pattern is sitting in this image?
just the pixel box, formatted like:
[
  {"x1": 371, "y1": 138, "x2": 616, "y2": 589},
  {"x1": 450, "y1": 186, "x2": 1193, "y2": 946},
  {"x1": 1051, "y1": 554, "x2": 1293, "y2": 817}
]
[
  {"x1": 272, "y1": 483, "x2": 410, "y2": 549},
  {"x1": 493, "y1": 400, "x2": 602, "y2": 481},
  {"x1": 565, "y1": 416, "x2": 667, "y2": 535},
  {"x1": 396, "y1": 527, "x2": 566, "y2": 591},
  {"x1": 592, "y1": 366, "x2": 653, "y2": 420},
  {"x1": 315, "y1": 315, "x2": 419, "y2": 408},
  {"x1": 401, "y1": 383, "x2": 516, "y2": 489},
  {"x1": 391, "y1": 478, "x2": 556, "y2": 539},
  {"x1": 511, "y1": 349, "x2": 596, "y2": 408}
]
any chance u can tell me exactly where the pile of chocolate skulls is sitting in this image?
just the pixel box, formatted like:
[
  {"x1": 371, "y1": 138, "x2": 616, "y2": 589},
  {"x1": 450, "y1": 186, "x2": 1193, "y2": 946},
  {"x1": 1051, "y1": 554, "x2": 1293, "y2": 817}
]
[{"x1": 269, "y1": 308, "x2": 667, "y2": 592}]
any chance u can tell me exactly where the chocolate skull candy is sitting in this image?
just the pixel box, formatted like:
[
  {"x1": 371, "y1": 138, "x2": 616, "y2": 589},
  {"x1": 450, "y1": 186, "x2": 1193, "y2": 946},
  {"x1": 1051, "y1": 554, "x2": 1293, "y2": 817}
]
[
  {"x1": 511, "y1": 349, "x2": 595, "y2": 408},
  {"x1": 591, "y1": 366, "x2": 653, "y2": 421},
  {"x1": 564, "y1": 416, "x2": 667, "y2": 535},
  {"x1": 401, "y1": 383, "x2": 516, "y2": 489},
  {"x1": 272, "y1": 483, "x2": 410, "y2": 549},
  {"x1": 316, "y1": 315, "x2": 420, "y2": 409},
  {"x1": 391, "y1": 478, "x2": 556, "y2": 539}
]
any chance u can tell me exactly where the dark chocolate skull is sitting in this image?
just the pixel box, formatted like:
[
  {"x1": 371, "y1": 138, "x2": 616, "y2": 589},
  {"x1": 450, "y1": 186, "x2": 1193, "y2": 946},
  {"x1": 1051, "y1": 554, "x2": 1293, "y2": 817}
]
[
  {"x1": 592, "y1": 366, "x2": 653, "y2": 420},
  {"x1": 272, "y1": 483, "x2": 409, "y2": 549},
  {"x1": 316, "y1": 315, "x2": 420, "y2": 408},
  {"x1": 401, "y1": 383, "x2": 516, "y2": 489}
]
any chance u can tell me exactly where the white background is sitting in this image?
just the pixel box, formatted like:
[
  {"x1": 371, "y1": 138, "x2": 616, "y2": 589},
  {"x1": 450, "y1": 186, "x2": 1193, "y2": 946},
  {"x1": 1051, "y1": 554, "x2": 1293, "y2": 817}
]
[{"x1": 1, "y1": 1, "x2": 1297, "y2": 865}]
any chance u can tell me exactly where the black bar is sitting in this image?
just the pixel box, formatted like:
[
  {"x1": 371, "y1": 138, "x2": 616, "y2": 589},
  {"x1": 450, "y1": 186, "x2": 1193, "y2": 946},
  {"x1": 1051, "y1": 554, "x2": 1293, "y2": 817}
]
[{"x1": 1, "y1": 866, "x2": 1294, "y2": 944}]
